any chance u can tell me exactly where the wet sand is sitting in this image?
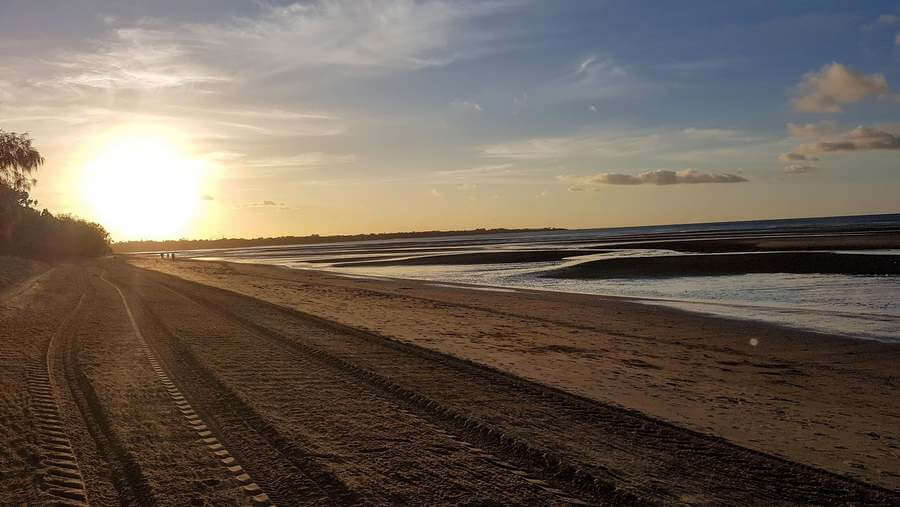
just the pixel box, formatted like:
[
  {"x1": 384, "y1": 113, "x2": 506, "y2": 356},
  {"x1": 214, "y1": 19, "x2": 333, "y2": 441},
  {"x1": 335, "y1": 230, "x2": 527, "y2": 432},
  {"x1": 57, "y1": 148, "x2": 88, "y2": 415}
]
[
  {"x1": 330, "y1": 249, "x2": 606, "y2": 267},
  {"x1": 543, "y1": 252, "x2": 900, "y2": 278},
  {"x1": 132, "y1": 257, "x2": 900, "y2": 492},
  {"x1": 601, "y1": 231, "x2": 900, "y2": 253}
]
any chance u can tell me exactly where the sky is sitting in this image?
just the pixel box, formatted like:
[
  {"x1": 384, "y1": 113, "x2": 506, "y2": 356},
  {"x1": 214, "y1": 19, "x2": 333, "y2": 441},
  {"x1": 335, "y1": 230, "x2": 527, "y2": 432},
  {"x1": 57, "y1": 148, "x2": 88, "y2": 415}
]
[{"x1": 1, "y1": 0, "x2": 899, "y2": 241}]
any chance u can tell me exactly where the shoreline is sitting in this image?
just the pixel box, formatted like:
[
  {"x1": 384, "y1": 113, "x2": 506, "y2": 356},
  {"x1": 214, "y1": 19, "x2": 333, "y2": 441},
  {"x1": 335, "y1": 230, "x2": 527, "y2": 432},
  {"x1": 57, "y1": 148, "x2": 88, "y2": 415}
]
[
  {"x1": 131, "y1": 257, "x2": 900, "y2": 490},
  {"x1": 188, "y1": 254, "x2": 900, "y2": 343},
  {"x1": 350, "y1": 273, "x2": 900, "y2": 343}
]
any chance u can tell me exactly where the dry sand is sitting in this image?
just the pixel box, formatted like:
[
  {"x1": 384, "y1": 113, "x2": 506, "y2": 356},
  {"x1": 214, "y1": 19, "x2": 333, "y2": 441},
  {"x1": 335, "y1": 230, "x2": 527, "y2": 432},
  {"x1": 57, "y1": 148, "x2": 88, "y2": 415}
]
[
  {"x1": 0, "y1": 256, "x2": 46, "y2": 293},
  {"x1": 132, "y1": 257, "x2": 900, "y2": 491}
]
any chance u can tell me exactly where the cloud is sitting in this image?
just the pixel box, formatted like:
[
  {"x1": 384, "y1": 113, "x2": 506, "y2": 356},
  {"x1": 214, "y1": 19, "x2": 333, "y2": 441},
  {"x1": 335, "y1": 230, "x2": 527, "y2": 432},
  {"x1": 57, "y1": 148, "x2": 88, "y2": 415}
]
[
  {"x1": 796, "y1": 126, "x2": 900, "y2": 153},
  {"x1": 38, "y1": 27, "x2": 230, "y2": 93},
  {"x1": 429, "y1": 188, "x2": 442, "y2": 197},
  {"x1": 787, "y1": 120, "x2": 836, "y2": 138},
  {"x1": 480, "y1": 133, "x2": 663, "y2": 160},
  {"x1": 681, "y1": 128, "x2": 750, "y2": 141},
  {"x1": 451, "y1": 99, "x2": 483, "y2": 112},
  {"x1": 783, "y1": 164, "x2": 818, "y2": 175},
  {"x1": 239, "y1": 200, "x2": 291, "y2": 209},
  {"x1": 576, "y1": 55, "x2": 598, "y2": 75},
  {"x1": 482, "y1": 127, "x2": 762, "y2": 161},
  {"x1": 436, "y1": 163, "x2": 514, "y2": 176},
  {"x1": 879, "y1": 14, "x2": 899, "y2": 25},
  {"x1": 44, "y1": 0, "x2": 524, "y2": 93},
  {"x1": 791, "y1": 63, "x2": 889, "y2": 113},
  {"x1": 896, "y1": 33, "x2": 900, "y2": 45},
  {"x1": 778, "y1": 152, "x2": 819, "y2": 162},
  {"x1": 481, "y1": 137, "x2": 573, "y2": 160},
  {"x1": 2, "y1": 0, "x2": 525, "y2": 136},
  {"x1": 427, "y1": 163, "x2": 549, "y2": 185},
  {"x1": 236, "y1": 152, "x2": 356, "y2": 169},
  {"x1": 559, "y1": 169, "x2": 747, "y2": 190},
  {"x1": 201, "y1": 194, "x2": 215, "y2": 201},
  {"x1": 535, "y1": 54, "x2": 640, "y2": 106}
]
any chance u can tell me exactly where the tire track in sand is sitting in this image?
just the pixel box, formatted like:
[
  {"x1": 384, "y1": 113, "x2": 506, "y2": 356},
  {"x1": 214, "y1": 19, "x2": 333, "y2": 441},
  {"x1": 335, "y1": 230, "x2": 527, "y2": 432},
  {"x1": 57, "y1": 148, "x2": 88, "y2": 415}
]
[
  {"x1": 26, "y1": 290, "x2": 89, "y2": 505},
  {"x1": 141, "y1": 266, "x2": 898, "y2": 505},
  {"x1": 145, "y1": 273, "x2": 598, "y2": 505},
  {"x1": 100, "y1": 273, "x2": 274, "y2": 506}
]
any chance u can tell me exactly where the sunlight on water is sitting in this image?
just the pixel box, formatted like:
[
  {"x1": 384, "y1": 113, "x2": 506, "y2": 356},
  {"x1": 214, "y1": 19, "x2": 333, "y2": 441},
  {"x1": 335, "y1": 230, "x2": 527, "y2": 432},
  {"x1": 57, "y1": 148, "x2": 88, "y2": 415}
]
[
  {"x1": 329, "y1": 262, "x2": 900, "y2": 342},
  {"x1": 182, "y1": 215, "x2": 900, "y2": 343}
]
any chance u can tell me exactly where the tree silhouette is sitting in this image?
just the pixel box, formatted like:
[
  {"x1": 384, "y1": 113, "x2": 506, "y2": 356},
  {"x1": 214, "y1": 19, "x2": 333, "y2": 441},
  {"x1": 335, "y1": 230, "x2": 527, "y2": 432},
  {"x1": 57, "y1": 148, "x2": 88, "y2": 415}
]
[
  {"x1": 1, "y1": 131, "x2": 43, "y2": 244},
  {"x1": 1, "y1": 130, "x2": 110, "y2": 258},
  {"x1": 0, "y1": 130, "x2": 43, "y2": 192}
]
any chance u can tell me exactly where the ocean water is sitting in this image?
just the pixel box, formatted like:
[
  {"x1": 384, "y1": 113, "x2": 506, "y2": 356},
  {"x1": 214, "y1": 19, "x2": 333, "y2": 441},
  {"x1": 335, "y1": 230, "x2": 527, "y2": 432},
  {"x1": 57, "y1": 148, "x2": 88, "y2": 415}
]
[{"x1": 170, "y1": 213, "x2": 900, "y2": 342}]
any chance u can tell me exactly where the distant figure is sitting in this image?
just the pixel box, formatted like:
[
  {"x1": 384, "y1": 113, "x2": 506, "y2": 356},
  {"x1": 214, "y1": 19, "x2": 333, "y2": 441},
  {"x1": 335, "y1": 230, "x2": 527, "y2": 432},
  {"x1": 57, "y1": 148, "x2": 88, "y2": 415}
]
[
  {"x1": 160, "y1": 252, "x2": 164, "y2": 259},
  {"x1": 171, "y1": 252, "x2": 176, "y2": 261}
]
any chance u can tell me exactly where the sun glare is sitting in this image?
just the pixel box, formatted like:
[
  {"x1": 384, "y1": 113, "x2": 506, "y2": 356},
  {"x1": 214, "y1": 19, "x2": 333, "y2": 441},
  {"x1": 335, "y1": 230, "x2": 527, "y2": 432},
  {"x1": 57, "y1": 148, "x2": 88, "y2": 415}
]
[{"x1": 81, "y1": 134, "x2": 208, "y2": 241}]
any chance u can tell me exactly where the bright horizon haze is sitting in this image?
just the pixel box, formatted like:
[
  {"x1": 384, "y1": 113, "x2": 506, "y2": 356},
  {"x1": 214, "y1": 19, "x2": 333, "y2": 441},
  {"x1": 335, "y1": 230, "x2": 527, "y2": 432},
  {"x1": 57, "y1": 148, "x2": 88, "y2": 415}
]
[{"x1": 2, "y1": 1, "x2": 899, "y2": 241}]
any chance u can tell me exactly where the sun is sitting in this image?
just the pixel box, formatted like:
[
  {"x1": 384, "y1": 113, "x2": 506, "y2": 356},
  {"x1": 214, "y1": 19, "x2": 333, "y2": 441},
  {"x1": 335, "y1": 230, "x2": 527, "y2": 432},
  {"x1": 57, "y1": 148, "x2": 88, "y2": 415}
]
[{"x1": 81, "y1": 133, "x2": 208, "y2": 241}]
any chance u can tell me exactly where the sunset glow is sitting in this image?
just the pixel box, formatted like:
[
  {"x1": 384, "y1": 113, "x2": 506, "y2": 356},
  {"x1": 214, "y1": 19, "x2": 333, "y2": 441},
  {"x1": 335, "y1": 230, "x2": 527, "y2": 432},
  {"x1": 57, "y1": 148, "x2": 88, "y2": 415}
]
[
  {"x1": 2, "y1": 1, "x2": 898, "y2": 240},
  {"x1": 81, "y1": 133, "x2": 208, "y2": 240}
]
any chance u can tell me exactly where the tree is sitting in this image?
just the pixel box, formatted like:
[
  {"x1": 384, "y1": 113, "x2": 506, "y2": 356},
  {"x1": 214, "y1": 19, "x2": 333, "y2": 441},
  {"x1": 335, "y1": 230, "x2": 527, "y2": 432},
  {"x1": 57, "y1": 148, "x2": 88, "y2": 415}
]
[
  {"x1": 0, "y1": 130, "x2": 110, "y2": 258},
  {"x1": 1, "y1": 131, "x2": 44, "y2": 244},
  {"x1": 0, "y1": 130, "x2": 43, "y2": 192}
]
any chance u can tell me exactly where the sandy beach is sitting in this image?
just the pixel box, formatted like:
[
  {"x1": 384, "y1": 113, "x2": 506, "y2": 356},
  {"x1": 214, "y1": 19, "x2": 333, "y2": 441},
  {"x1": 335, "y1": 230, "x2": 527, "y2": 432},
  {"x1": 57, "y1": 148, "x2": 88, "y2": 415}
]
[
  {"x1": 1, "y1": 256, "x2": 897, "y2": 504},
  {"x1": 5, "y1": 1, "x2": 900, "y2": 503},
  {"x1": 131, "y1": 258, "x2": 900, "y2": 492}
]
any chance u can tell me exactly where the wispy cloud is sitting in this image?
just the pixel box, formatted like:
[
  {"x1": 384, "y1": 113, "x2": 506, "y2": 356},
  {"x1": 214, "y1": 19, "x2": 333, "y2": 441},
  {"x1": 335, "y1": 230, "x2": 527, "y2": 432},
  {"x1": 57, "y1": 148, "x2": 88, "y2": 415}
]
[
  {"x1": 42, "y1": 27, "x2": 230, "y2": 92},
  {"x1": 451, "y1": 99, "x2": 483, "y2": 112},
  {"x1": 430, "y1": 163, "x2": 551, "y2": 185},
  {"x1": 786, "y1": 121, "x2": 836, "y2": 138},
  {"x1": 548, "y1": 55, "x2": 639, "y2": 104},
  {"x1": 436, "y1": 163, "x2": 514, "y2": 176},
  {"x1": 2, "y1": 0, "x2": 527, "y2": 135},
  {"x1": 481, "y1": 137, "x2": 575, "y2": 160},
  {"x1": 215, "y1": 152, "x2": 356, "y2": 181},
  {"x1": 47, "y1": 0, "x2": 525, "y2": 94},
  {"x1": 482, "y1": 127, "x2": 763, "y2": 161},
  {"x1": 681, "y1": 128, "x2": 760, "y2": 142}
]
